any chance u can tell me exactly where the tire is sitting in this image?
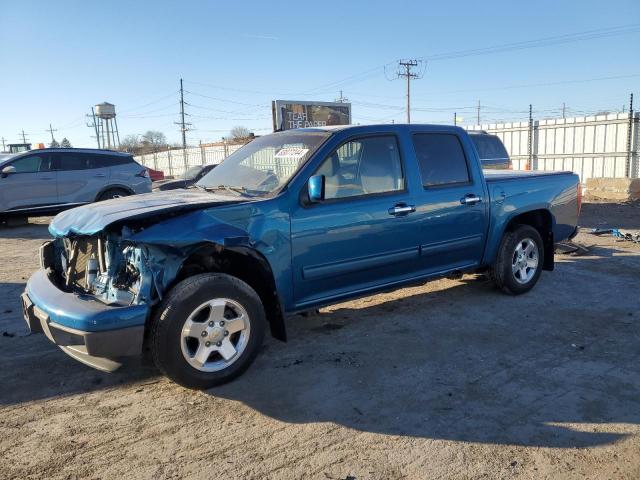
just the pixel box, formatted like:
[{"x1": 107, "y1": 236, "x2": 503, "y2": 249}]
[
  {"x1": 490, "y1": 224, "x2": 544, "y2": 295},
  {"x1": 97, "y1": 188, "x2": 129, "y2": 201},
  {"x1": 150, "y1": 273, "x2": 266, "y2": 389}
]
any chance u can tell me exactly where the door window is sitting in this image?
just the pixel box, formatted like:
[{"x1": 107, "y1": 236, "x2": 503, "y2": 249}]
[
  {"x1": 413, "y1": 134, "x2": 470, "y2": 187},
  {"x1": 55, "y1": 152, "x2": 88, "y2": 171},
  {"x1": 8, "y1": 155, "x2": 52, "y2": 173},
  {"x1": 314, "y1": 135, "x2": 404, "y2": 199}
]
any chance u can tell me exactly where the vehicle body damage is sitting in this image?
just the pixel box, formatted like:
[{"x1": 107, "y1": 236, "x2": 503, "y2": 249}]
[
  {"x1": 22, "y1": 125, "x2": 580, "y2": 388},
  {"x1": 24, "y1": 189, "x2": 287, "y2": 371}
]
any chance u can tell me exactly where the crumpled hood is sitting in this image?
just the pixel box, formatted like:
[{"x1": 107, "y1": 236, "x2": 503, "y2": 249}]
[{"x1": 49, "y1": 189, "x2": 246, "y2": 237}]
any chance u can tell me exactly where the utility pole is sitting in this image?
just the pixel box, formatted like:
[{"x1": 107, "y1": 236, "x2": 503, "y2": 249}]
[
  {"x1": 625, "y1": 93, "x2": 634, "y2": 178},
  {"x1": 1, "y1": 137, "x2": 6, "y2": 152},
  {"x1": 335, "y1": 90, "x2": 349, "y2": 103},
  {"x1": 176, "y1": 78, "x2": 191, "y2": 150},
  {"x1": 397, "y1": 60, "x2": 422, "y2": 123},
  {"x1": 87, "y1": 108, "x2": 101, "y2": 148},
  {"x1": 453, "y1": 112, "x2": 457, "y2": 126},
  {"x1": 46, "y1": 123, "x2": 58, "y2": 144},
  {"x1": 476, "y1": 100, "x2": 481, "y2": 125},
  {"x1": 20, "y1": 129, "x2": 29, "y2": 144},
  {"x1": 562, "y1": 103, "x2": 566, "y2": 119}
]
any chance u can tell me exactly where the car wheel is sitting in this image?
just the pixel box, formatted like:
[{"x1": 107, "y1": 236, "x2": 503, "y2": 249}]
[
  {"x1": 150, "y1": 273, "x2": 266, "y2": 389},
  {"x1": 97, "y1": 188, "x2": 129, "y2": 201},
  {"x1": 490, "y1": 225, "x2": 544, "y2": 295}
]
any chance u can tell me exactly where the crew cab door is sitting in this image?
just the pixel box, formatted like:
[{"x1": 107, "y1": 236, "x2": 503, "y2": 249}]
[
  {"x1": 0, "y1": 153, "x2": 57, "y2": 211},
  {"x1": 409, "y1": 131, "x2": 488, "y2": 273},
  {"x1": 290, "y1": 134, "x2": 421, "y2": 308}
]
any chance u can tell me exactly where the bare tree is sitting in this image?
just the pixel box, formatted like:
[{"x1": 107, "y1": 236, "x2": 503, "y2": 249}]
[
  {"x1": 141, "y1": 130, "x2": 168, "y2": 152},
  {"x1": 119, "y1": 134, "x2": 141, "y2": 153},
  {"x1": 230, "y1": 126, "x2": 251, "y2": 140}
]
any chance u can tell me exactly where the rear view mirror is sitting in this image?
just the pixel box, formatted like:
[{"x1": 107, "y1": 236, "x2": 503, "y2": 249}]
[
  {"x1": 1, "y1": 165, "x2": 16, "y2": 178},
  {"x1": 308, "y1": 175, "x2": 325, "y2": 203}
]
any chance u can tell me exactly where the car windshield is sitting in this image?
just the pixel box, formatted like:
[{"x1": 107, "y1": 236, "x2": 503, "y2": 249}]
[{"x1": 196, "y1": 131, "x2": 330, "y2": 196}]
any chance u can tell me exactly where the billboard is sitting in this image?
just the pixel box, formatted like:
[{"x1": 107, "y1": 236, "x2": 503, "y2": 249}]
[{"x1": 272, "y1": 100, "x2": 351, "y2": 131}]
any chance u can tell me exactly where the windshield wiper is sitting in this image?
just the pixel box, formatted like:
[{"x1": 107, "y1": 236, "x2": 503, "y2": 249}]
[{"x1": 212, "y1": 184, "x2": 258, "y2": 197}]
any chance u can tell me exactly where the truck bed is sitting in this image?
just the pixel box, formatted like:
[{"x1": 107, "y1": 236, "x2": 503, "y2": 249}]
[{"x1": 483, "y1": 169, "x2": 573, "y2": 182}]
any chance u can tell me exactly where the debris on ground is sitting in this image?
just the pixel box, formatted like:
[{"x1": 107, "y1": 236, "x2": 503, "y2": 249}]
[
  {"x1": 590, "y1": 228, "x2": 640, "y2": 243},
  {"x1": 555, "y1": 241, "x2": 590, "y2": 255},
  {"x1": 2, "y1": 331, "x2": 15, "y2": 338}
]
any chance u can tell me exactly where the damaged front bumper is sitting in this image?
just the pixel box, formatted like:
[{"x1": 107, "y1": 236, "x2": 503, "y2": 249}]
[{"x1": 22, "y1": 268, "x2": 149, "y2": 372}]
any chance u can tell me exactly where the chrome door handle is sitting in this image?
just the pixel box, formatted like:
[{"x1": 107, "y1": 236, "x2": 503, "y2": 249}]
[
  {"x1": 94, "y1": 173, "x2": 106, "y2": 178},
  {"x1": 461, "y1": 194, "x2": 482, "y2": 205},
  {"x1": 388, "y1": 204, "x2": 416, "y2": 215}
]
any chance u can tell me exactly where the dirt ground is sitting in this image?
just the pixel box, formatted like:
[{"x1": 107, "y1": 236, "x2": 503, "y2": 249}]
[{"x1": 1, "y1": 202, "x2": 639, "y2": 480}]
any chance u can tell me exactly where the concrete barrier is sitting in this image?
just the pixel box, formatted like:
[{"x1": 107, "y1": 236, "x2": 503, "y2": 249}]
[{"x1": 585, "y1": 178, "x2": 640, "y2": 201}]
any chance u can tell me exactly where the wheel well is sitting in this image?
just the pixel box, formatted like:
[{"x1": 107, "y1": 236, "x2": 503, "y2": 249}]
[
  {"x1": 95, "y1": 185, "x2": 133, "y2": 201},
  {"x1": 505, "y1": 209, "x2": 554, "y2": 271},
  {"x1": 174, "y1": 244, "x2": 287, "y2": 341}
]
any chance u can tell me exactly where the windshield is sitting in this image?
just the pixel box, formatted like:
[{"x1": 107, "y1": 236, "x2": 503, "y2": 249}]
[{"x1": 197, "y1": 131, "x2": 330, "y2": 195}]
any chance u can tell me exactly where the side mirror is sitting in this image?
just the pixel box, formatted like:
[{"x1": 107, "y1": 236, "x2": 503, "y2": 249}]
[
  {"x1": 1, "y1": 165, "x2": 16, "y2": 178},
  {"x1": 308, "y1": 175, "x2": 325, "y2": 203}
]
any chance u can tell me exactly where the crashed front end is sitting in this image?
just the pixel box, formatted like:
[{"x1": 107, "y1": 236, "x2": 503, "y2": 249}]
[{"x1": 22, "y1": 228, "x2": 183, "y2": 372}]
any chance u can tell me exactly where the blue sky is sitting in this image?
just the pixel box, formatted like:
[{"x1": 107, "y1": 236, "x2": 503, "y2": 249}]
[{"x1": 1, "y1": 0, "x2": 639, "y2": 147}]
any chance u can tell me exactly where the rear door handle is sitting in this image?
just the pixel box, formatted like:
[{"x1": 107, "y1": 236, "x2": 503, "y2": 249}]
[
  {"x1": 93, "y1": 173, "x2": 106, "y2": 178},
  {"x1": 461, "y1": 194, "x2": 482, "y2": 205},
  {"x1": 388, "y1": 204, "x2": 416, "y2": 216}
]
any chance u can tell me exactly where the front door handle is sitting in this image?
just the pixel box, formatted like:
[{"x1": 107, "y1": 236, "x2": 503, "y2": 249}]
[
  {"x1": 461, "y1": 194, "x2": 482, "y2": 205},
  {"x1": 388, "y1": 204, "x2": 416, "y2": 216}
]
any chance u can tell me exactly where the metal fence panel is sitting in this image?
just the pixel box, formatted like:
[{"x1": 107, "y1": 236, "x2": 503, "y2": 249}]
[{"x1": 467, "y1": 112, "x2": 639, "y2": 182}]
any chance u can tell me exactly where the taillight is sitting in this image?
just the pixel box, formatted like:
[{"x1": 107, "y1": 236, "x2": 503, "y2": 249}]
[
  {"x1": 136, "y1": 169, "x2": 150, "y2": 178},
  {"x1": 577, "y1": 183, "x2": 582, "y2": 216}
]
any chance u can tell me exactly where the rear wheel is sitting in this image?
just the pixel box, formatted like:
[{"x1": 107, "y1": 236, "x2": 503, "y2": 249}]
[
  {"x1": 97, "y1": 188, "x2": 129, "y2": 201},
  {"x1": 150, "y1": 273, "x2": 266, "y2": 389},
  {"x1": 490, "y1": 225, "x2": 544, "y2": 295}
]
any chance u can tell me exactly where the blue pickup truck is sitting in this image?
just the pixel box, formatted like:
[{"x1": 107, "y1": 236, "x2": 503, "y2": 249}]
[{"x1": 22, "y1": 124, "x2": 580, "y2": 389}]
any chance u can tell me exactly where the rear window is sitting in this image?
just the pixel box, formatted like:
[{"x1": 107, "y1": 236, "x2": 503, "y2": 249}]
[
  {"x1": 412, "y1": 133, "x2": 470, "y2": 187},
  {"x1": 470, "y1": 134, "x2": 509, "y2": 160}
]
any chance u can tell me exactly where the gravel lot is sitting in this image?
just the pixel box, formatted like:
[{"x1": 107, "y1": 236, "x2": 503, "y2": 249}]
[{"x1": 1, "y1": 202, "x2": 639, "y2": 479}]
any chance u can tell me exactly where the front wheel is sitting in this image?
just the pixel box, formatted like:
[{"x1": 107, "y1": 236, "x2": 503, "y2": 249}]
[
  {"x1": 150, "y1": 273, "x2": 266, "y2": 389},
  {"x1": 490, "y1": 225, "x2": 544, "y2": 295}
]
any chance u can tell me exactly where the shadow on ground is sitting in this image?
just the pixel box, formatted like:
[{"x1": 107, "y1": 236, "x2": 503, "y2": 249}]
[{"x1": 0, "y1": 209, "x2": 638, "y2": 451}]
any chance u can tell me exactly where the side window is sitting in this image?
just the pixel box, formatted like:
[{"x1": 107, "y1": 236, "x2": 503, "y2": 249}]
[
  {"x1": 9, "y1": 155, "x2": 51, "y2": 173},
  {"x1": 56, "y1": 152, "x2": 88, "y2": 171},
  {"x1": 412, "y1": 134, "x2": 470, "y2": 187},
  {"x1": 314, "y1": 135, "x2": 404, "y2": 199}
]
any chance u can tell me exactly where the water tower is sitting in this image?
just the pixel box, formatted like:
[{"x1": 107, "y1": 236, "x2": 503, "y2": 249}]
[{"x1": 94, "y1": 102, "x2": 120, "y2": 149}]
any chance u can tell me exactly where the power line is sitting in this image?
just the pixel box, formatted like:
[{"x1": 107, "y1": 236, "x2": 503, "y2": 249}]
[{"x1": 293, "y1": 23, "x2": 640, "y2": 94}]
